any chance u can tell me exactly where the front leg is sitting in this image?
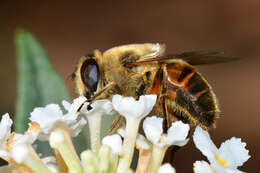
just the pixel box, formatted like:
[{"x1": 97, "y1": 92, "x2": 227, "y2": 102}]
[
  {"x1": 87, "y1": 81, "x2": 117, "y2": 102},
  {"x1": 77, "y1": 81, "x2": 117, "y2": 112}
]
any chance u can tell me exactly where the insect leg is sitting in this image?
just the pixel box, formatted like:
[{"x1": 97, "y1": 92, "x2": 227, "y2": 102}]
[
  {"x1": 107, "y1": 115, "x2": 122, "y2": 135},
  {"x1": 160, "y1": 64, "x2": 171, "y2": 133},
  {"x1": 161, "y1": 97, "x2": 168, "y2": 133},
  {"x1": 77, "y1": 81, "x2": 116, "y2": 112},
  {"x1": 87, "y1": 81, "x2": 116, "y2": 102}
]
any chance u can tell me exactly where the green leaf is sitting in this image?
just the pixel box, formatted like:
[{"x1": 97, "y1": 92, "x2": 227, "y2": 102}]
[{"x1": 14, "y1": 30, "x2": 87, "y2": 153}]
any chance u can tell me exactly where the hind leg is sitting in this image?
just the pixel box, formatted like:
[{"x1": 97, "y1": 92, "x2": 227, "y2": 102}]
[
  {"x1": 160, "y1": 64, "x2": 171, "y2": 132},
  {"x1": 107, "y1": 115, "x2": 123, "y2": 135}
]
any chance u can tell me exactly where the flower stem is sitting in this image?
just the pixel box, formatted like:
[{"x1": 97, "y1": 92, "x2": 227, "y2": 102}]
[
  {"x1": 87, "y1": 114, "x2": 101, "y2": 152},
  {"x1": 109, "y1": 152, "x2": 119, "y2": 173},
  {"x1": 23, "y1": 147, "x2": 52, "y2": 173},
  {"x1": 147, "y1": 145, "x2": 168, "y2": 173},
  {"x1": 55, "y1": 151, "x2": 69, "y2": 173},
  {"x1": 9, "y1": 144, "x2": 52, "y2": 173},
  {"x1": 50, "y1": 128, "x2": 83, "y2": 173},
  {"x1": 136, "y1": 149, "x2": 152, "y2": 173},
  {"x1": 98, "y1": 145, "x2": 111, "y2": 172},
  {"x1": 117, "y1": 117, "x2": 140, "y2": 173},
  {"x1": 81, "y1": 150, "x2": 98, "y2": 173}
]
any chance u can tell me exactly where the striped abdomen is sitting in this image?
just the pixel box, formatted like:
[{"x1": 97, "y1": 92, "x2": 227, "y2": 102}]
[{"x1": 151, "y1": 60, "x2": 219, "y2": 129}]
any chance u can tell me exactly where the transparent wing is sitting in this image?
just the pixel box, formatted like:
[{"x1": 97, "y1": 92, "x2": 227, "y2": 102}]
[{"x1": 130, "y1": 50, "x2": 238, "y2": 66}]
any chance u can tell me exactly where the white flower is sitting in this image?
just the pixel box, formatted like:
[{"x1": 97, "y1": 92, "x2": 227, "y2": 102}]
[
  {"x1": 112, "y1": 95, "x2": 156, "y2": 119},
  {"x1": 10, "y1": 122, "x2": 40, "y2": 148},
  {"x1": 0, "y1": 121, "x2": 41, "y2": 165},
  {"x1": 30, "y1": 97, "x2": 87, "y2": 140},
  {"x1": 7, "y1": 130, "x2": 52, "y2": 173},
  {"x1": 0, "y1": 113, "x2": 12, "y2": 149},
  {"x1": 62, "y1": 100, "x2": 71, "y2": 111},
  {"x1": 114, "y1": 95, "x2": 156, "y2": 173},
  {"x1": 0, "y1": 114, "x2": 14, "y2": 159},
  {"x1": 30, "y1": 104, "x2": 63, "y2": 136},
  {"x1": 143, "y1": 116, "x2": 189, "y2": 147},
  {"x1": 144, "y1": 117, "x2": 189, "y2": 173},
  {"x1": 193, "y1": 161, "x2": 214, "y2": 173},
  {"x1": 102, "y1": 134, "x2": 123, "y2": 155},
  {"x1": 81, "y1": 99, "x2": 115, "y2": 117},
  {"x1": 193, "y1": 126, "x2": 250, "y2": 173},
  {"x1": 158, "y1": 163, "x2": 176, "y2": 173}
]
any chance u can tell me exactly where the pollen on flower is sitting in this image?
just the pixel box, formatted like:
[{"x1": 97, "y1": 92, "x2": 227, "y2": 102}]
[
  {"x1": 28, "y1": 122, "x2": 41, "y2": 134},
  {"x1": 215, "y1": 154, "x2": 229, "y2": 168},
  {"x1": 193, "y1": 126, "x2": 250, "y2": 172},
  {"x1": 6, "y1": 132, "x2": 15, "y2": 151}
]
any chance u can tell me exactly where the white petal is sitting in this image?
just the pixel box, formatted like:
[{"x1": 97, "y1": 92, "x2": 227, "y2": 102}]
[
  {"x1": 193, "y1": 126, "x2": 217, "y2": 159},
  {"x1": 68, "y1": 96, "x2": 87, "y2": 115},
  {"x1": 69, "y1": 118, "x2": 87, "y2": 137},
  {"x1": 139, "y1": 95, "x2": 157, "y2": 117},
  {"x1": 30, "y1": 104, "x2": 63, "y2": 134},
  {"x1": 112, "y1": 95, "x2": 142, "y2": 117},
  {"x1": 11, "y1": 144, "x2": 29, "y2": 163},
  {"x1": 218, "y1": 137, "x2": 250, "y2": 168},
  {"x1": 63, "y1": 98, "x2": 89, "y2": 137},
  {"x1": 193, "y1": 161, "x2": 214, "y2": 173},
  {"x1": 208, "y1": 157, "x2": 242, "y2": 173},
  {"x1": 30, "y1": 99, "x2": 88, "y2": 139},
  {"x1": 136, "y1": 134, "x2": 151, "y2": 150},
  {"x1": 167, "y1": 121, "x2": 190, "y2": 146},
  {"x1": 171, "y1": 139, "x2": 189, "y2": 147},
  {"x1": 102, "y1": 134, "x2": 123, "y2": 155},
  {"x1": 0, "y1": 113, "x2": 12, "y2": 149},
  {"x1": 208, "y1": 156, "x2": 228, "y2": 172},
  {"x1": 225, "y1": 169, "x2": 245, "y2": 173},
  {"x1": 112, "y1": 95, "x2": 156, "y2": 119},
  {"x1": 62, "y1": 100, "x2": 71, "y2": 111},
  {"x1": 89, "y1": 99, "x2": 114, "y2": 116},
  {"x1": 158, "y1": 163, "x2": 176, "y2": 173},
  {"x1": 12, "y1": 133, "x2": 37, "y2": 146},
  {"x1": 143, "y1": 116, "x2": 163, "y2": 145}
]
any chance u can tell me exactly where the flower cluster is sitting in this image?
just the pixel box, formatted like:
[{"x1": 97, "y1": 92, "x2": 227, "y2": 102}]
[{"x1": 0, "y1": 94, "x2": 250, "y2": 173}]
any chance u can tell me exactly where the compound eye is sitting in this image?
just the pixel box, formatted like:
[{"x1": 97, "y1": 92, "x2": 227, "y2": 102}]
[{"x1": 80, "y1": 59, "x2": 100, "y2": 92}]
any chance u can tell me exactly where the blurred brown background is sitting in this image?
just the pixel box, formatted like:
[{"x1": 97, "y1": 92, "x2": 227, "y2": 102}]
[{"x1": 0, "y1": 0, "x2": 259, "y2": 172}]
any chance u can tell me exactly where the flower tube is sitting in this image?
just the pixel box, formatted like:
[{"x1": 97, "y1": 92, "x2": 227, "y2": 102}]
[
  {"x1": 112, "y1": 94, "x2": 157, "y2": 173},
  {"x1": 80, "y1": 99, "x2": 114, "y2": 152},
  {"x1": 143, "y1": 116, "x2": 189, "y2": 173}
]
